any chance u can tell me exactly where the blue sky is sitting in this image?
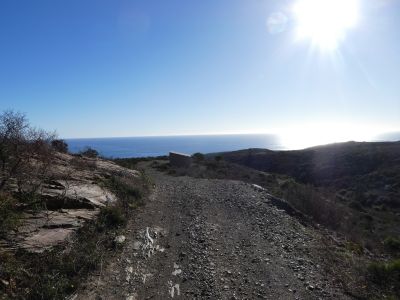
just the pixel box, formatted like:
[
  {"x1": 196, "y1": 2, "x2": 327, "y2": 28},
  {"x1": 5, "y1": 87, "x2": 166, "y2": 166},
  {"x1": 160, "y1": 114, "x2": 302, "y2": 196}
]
[{"x1": 1, "y1": 0, "x2": 399, "y2": 139}]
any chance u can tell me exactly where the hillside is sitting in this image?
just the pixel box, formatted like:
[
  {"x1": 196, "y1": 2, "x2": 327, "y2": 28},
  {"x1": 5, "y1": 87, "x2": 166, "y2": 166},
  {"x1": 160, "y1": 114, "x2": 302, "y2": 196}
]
[
  {"x1": 2, "y1": 130, "x2": 399, "y2": 299},
  {"x1": 208, "y1": 143, "x2": 400, "y2": 248},
  {"x1": 214, "y1": 141, "x2": 400, "y2": 209}
]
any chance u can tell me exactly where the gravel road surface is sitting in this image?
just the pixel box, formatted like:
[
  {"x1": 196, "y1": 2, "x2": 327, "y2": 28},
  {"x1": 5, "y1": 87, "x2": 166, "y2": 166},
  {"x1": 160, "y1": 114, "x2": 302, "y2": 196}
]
[{"x1": 76, "y1": 163, "x2": 350, "y2": 300}]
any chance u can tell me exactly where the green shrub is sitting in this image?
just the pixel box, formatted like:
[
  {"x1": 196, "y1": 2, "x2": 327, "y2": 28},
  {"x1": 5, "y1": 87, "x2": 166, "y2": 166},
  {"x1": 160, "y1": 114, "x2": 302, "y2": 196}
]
[
  {"x1": 384, "y1": 236, "x2": 400, "y2": 253},
  {"x1": 368, "y1": 262, "x2": 390, "y2": 283},
  {"x1": 0, "y1": 193, "x2": 20, "y2": 236},
  {"x1": 368, "y1": 259, "x2": 400, "y2": 285},
  {"x1": 387, "y1": 259, "x2": 400, "y2": 273},
  {"x1": 113, "y1": 157, "x2": 142, "y2": 169},
  {"x1": 80, "y1": 147, "x2": 99, "y2": 158},
  {"x1": 103, "y1": 176, "x2": 144, "y2": 209},
  {"x1": 51, "y1": 139, "x2": 69, "y2": 153},
  {"x1": 192, "y1": 152, "x2": 205, "y2": 162},
  {"x1": 346, "y1": 242, "x2": 364, "y2": 255},
  {"x1": 113, "y1": 156, "x2": 168, "y2": 170},
  {"x1": 97, "y1": 206, "x2": 126, "y2": 229}
]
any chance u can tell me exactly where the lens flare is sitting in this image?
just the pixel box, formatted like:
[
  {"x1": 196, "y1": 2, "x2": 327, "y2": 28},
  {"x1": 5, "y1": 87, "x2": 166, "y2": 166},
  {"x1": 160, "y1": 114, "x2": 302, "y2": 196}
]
[
  {"x1": 279, "y1": 123, "x2": 382, "y2": 150},
  {"x1": 293, "y1": 0, "x2": 360, "y2": 50}
]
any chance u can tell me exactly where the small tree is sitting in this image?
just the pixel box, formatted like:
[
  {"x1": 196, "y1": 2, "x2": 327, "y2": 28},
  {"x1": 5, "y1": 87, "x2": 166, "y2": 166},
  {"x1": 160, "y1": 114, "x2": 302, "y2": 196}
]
[
  {"x1": 0, "y1": 111, "x2": 29, "y2": 190},
  {"x1": 81, "y1": 147, "x2": 99, "y2": 158},
  {"x1": 51, "y1": 139, "x2": 69, "y2": 153},
  {"x1": 192, "y1": 152, "x2": 205, "y2": 162},
  {"x1": 215, "y1": 155, "x2": 223, "y2": 162},
  {"x1": 0, "y1": 110, "x2": 56, "y2": 192}
]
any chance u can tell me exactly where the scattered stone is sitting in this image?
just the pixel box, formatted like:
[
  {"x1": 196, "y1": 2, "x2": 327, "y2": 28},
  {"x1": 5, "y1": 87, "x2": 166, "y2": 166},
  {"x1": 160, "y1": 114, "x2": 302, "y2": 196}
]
[
  {"x1": 132, "y1": 240, "x2": 141, "y2": 250},
  {"x1": 0, "y1": 279, "x2": 9, "y2": 287},
  {"x1": 126, "y1": 293, "x2": 138, "y2": 300},
  {"x1": 73, "y1": 162, "x2": 354, "y2": 300},
  {"x1": 115, "y1": 235, "x2": 126, "y2": 245},
  {"x1": 297, "y1": 274, "x2": 305, "y2": 281}
]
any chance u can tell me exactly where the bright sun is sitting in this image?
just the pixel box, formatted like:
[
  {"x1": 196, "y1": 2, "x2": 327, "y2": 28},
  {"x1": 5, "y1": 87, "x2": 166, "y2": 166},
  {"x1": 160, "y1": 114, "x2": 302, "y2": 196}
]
[
  {"x1": 279, "y1": 123, "x2": 380, "y2": 150},
  {"x1": 293, "y1": 0, "x2": 360, "y2": 50}
]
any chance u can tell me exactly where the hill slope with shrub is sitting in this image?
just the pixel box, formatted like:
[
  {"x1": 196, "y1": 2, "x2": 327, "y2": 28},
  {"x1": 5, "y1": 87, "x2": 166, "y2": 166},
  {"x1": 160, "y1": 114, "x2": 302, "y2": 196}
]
[
  {"x1": 213, "y1": 141, "x2": 400, "y2": 210},
  {"x1": 0, "y1": 111, "x2": 149, "y2": 299}
]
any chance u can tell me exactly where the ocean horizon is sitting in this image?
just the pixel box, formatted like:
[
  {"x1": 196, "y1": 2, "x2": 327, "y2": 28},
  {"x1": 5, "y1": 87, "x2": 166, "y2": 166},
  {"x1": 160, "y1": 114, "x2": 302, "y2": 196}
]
[
  {"x1": 66, "y1": 134, "x2": 284, "y2": 158},
  {"x1": 66, "y1": 132, "x2": 400, "y2": 159}
]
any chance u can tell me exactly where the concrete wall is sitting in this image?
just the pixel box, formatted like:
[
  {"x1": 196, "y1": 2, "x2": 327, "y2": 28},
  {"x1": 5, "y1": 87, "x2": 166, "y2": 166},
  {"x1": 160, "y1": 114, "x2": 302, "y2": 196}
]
[{"x1": 169, "y1": 152, "x2": 192, "y2": 168}]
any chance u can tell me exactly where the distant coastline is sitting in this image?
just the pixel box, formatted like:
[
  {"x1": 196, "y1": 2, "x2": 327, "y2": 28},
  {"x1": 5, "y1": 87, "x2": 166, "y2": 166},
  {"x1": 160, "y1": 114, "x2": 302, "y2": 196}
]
[
  {"x1": 66, "y1": 134, "x2": 282, "y2": 158},
  {"x1": 66, "y1": 132, "x2": 400, "y2": 159}
]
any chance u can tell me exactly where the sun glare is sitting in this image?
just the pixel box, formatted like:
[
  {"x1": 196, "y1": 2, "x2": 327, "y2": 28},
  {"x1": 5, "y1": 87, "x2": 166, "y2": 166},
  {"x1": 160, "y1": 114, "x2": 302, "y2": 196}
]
[
  {"x1": 293, "y1": 0, "x2": 360, "y2": 50},
  {"x1": 279, "y1": 123, "x2": 380, "y2": 150}
]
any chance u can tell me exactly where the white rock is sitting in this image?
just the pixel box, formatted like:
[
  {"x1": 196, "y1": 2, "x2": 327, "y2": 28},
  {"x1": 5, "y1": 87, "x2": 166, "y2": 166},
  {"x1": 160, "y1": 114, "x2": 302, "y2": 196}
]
[
  {"x1": 126, "y1": 293, "x2": 138, "y2": 300},
  {"x1": 133, "y1": 240, "x2": 141, "y2": 250},
  {"x1": 115, "y1": 235, "x2": 126, "y2": 244}
]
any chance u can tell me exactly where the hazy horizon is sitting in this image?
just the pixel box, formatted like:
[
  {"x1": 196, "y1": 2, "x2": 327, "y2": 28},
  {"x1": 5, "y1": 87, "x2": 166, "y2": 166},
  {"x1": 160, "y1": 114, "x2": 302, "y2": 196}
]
[
  {"x1": 64, "y1": 131, "x2": 400, "y2": 142},
  {"x1": 63, "y1": 127, "x2": 400, "y2": 151},
  {"x1": 65, "y1": 131, "x2": 400, "y2": 157}
]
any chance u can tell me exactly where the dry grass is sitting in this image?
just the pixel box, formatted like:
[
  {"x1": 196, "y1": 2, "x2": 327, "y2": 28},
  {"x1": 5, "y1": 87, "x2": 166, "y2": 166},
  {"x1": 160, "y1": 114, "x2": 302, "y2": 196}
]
[{"x1": 0, "y1": 173, "x2": 149, "y2": 299}]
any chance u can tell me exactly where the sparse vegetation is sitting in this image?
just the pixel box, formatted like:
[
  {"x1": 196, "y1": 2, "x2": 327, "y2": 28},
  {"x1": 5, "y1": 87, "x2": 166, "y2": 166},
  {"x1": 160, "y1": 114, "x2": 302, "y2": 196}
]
[
  {"x1": 213, "y1": 143, "x2": 400, "y2": 294},
  {"x1": 0, "y1": 111, "x2": 151, "y2": 299},
  {"x1": 278, "y1": 179, "x2": 344, "y2": 229},
  {"x1": 102, "y1": 175, "x2": 146, "y2": 210},
  {"x1": 345, "y1": 241, "x2": 364, "y2": 255},
  {"x1": 214, "y1": 155, "x2": 223, "y2": 162},
  {"x1": 384, "y1": 236, "x2": 400, "y2": 253},
  {"x1": 155, "y1": 158, "x2": 345, "y2": 230},
  {"x1": 1, "y1": 110, "x2": 398, "y2": 299},
  {"x1": 0, "y1": 217, "x2": 114, "y2": 299},
  {"x1": 153, "y1": 150, "x2": 400, "y2": 298},
  {"x1": 113, "y1": 156, "x2": 168, "y2": 170},
  {"x1": 192, "y1": 152, "x2": 205, "y2": 162},
  {"x1": 51, "y1": 139, "x2": 69, "y2": 153},
  {"x1": 80, "y1": 146, "x2": 99, "y2": 158},
  {"x1": 0, "y1": 172, "x2": 149, "y2": 299},
  {"x1": 0, "y1": 110, "x2": 56, "y2": 193},
  {"x1": 0, "y1": 110, "x2": 57, "y2": 236},
  {"x1": 0, "y1": 193, "x2": 20, "y2": 237},
  {"x1": 70, "y1": 155, "x2": 97, "y2": 171},
  {"x1": 97, "y1": 206, "x2": 127, "y2": 229},
  {"x1": 368, "y1": 259, "x2": 400, "y2": 295}
]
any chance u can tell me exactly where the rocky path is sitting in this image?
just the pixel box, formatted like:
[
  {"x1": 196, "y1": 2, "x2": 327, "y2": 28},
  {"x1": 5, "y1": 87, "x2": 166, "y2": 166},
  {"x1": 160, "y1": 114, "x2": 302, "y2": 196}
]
[{"x1": 75, "y1": 163, "x2": 350, "y2": 300}]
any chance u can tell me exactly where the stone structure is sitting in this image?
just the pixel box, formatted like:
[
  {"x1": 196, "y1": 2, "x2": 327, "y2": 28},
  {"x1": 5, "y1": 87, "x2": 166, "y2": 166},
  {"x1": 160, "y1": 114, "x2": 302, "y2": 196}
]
[{"x1": 169, "y1": 152, "x2": 192, "y2": 168}]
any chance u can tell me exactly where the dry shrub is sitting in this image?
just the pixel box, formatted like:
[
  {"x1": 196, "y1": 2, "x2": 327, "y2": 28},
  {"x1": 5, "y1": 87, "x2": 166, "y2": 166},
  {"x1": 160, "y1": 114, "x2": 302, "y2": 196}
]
[{"x1": 0, "y1": 110, "x2": 56, "y2": 193}]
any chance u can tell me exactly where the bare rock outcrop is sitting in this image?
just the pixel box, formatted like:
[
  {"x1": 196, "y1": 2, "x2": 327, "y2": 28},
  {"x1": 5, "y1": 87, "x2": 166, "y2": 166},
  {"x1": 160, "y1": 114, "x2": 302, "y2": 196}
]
[{"x1": 2, "y1": 153, "x2": 139, "y2": 253}]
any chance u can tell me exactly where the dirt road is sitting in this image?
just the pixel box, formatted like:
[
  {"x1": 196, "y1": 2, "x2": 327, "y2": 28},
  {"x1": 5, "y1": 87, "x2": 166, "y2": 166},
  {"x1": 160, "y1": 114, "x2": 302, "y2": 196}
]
[{"x1": 75, "y1": 163, "x2": 350, "y2": 300}]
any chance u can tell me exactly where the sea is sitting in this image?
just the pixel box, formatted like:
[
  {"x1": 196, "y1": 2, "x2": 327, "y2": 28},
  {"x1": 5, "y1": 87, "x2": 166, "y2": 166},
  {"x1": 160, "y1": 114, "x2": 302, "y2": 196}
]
[{"x1": 66, "y1": 134, "x2": 284, "y2": 158}]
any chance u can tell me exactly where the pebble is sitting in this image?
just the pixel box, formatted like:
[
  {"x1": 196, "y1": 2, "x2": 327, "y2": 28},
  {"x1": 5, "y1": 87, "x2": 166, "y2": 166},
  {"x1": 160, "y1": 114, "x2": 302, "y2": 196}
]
[{"x1": 115, "y1": 235, "x2": 126, "y2": 244}]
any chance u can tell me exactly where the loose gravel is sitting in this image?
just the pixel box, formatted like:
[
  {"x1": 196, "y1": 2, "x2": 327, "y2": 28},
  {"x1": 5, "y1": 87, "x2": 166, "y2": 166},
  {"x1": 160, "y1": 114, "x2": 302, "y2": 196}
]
[{"x1": 75, "y1": 163, "x2": 351, "y2": 300}]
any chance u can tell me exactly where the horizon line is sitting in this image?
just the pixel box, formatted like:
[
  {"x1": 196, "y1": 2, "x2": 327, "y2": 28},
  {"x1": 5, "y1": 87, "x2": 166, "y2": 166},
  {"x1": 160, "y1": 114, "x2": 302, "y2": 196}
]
[{"x1": 63, "y1": 132, "x2": 279, "y2": 140}]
